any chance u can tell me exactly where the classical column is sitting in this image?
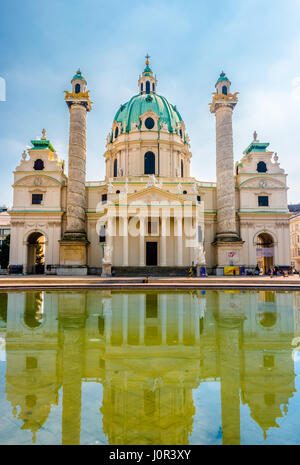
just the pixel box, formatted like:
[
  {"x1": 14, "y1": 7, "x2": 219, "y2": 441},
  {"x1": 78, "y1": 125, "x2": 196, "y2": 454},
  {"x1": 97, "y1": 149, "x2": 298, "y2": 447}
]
[
  {"x1": 176, "y1": 217, "x2": 183, "y2": 266},
  {"x1": 210, "y1": 73, "x2": 239, "y2": 242},
  {"x1": 59, "y1": 70, "x2": 92, "y2": 273},
  {"x1": 139, "y1": 216, "x2": 145, "y2": 266},
  {"x1": 122, "y1": 216, "x2": 128, "y2": 266},
  {"x1": 160, "y1": 216, "x2": 167, "y2": 266}
]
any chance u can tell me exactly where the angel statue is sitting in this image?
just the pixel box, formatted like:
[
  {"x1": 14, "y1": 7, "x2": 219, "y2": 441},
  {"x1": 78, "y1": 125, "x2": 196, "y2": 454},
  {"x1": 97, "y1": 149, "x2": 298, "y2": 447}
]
[
  {"x1": 195, "y1": 243, "x2": 206, "y2": 265},
  {"x1": 103, "y1": 244, "x2": 113, "y2": 264}
]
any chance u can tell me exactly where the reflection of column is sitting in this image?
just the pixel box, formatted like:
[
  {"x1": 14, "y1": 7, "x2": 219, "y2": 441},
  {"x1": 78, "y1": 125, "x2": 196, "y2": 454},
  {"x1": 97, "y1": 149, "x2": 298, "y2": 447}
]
[
  {"x1": 122, "y1": 294, "x2": 128, "y2": 345},
  {"x1": 178, "y1": 295, "x2": 183, "y2": 343},
  {"x1": 161, "y1": 294, "x2": 167, "y2": 344},
  {"x1": 139, "y1": 216, "x2": 145, "y2": 266},
  {"x1": 59, "y1": 293, "x2": 87, "y2": 446},
  {"x1": 103, "y1": 298, "x2": 112, "y2": 344},
  {"x1": 61, "y1": 319, "x2": 85, "y2": 445},
  {"x1": 139, "y1": 294, "x2": 145, "y2": 344},
  {"x1": 160, "y1": 216, "x2": 167, "y2": 266},
  {"x1": 218, "y1": 318, "x2": 242, "y2": 445}
]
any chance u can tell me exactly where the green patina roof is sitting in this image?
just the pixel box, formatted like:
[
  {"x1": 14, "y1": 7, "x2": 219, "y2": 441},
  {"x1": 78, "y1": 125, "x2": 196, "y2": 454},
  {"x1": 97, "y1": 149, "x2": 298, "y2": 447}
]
[
  {"x1": 31, "y1": 139, "x2": 55, "y2": 152},
  {"x1": 243, "y1": 141, "x2": 270, "y2": 155},
  {"x1": 143, "y1": 64, "x2": 153, "y2": 76},
  {"x1": 112, "y1": 93, "x2": 183, "y2": 138},
  {"x1": 71, "y1": 69, "x2": 86, "y2": 82},
  {"x1": 216, "y1": 71, "x2": 229, "y2": 84}
]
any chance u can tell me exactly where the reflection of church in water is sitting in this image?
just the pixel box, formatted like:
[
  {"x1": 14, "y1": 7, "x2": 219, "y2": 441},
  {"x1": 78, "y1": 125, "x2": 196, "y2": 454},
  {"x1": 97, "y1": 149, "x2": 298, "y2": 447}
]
[{"x1": 0, "y1": 289, "x2": 298, "y2": 445}]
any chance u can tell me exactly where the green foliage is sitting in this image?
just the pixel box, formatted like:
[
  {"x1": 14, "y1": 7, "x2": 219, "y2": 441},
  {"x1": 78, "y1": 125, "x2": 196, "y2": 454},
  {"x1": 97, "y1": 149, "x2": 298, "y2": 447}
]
[
  {"x1": 35, "y1": 242, "x2": 44, "y2": 266},
  {"x1": 0, "y1": 234, "x2": 10, "y2": 269}
]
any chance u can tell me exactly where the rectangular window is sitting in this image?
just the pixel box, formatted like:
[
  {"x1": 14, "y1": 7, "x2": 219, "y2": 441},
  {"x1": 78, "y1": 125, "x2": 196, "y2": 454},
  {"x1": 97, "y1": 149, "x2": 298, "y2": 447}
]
[
  {"x1": 32, "y1": 194, "x2": 43, "y2": 205},
  {"x1": 99, "y1": 224, "x2": 106, "y2": 243},
  {"x1": 101, "y1": 194, "x2": 107, "y2": 204},
  {"x1": 263, "y1": 355, "x2": 274, "y2": 368},
  {"x1": 258, "y1": 196, "x2": 269, "y2": 207},
  {"x1": 26, "y1": 356, "x2": 38, "y2": 369}
]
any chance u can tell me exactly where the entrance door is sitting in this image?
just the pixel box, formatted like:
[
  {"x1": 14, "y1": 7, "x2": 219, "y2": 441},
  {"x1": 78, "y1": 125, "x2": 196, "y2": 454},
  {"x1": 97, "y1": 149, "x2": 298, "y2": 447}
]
[{"x1": 146, "y1": 242, "x2": 157, "y2": 266}]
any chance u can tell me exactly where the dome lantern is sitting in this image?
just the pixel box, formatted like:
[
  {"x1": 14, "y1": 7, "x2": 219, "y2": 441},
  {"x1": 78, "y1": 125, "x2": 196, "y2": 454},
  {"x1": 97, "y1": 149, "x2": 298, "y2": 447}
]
[
  {"x1": 71, "y1": 68, "x2": 87, "y2": 94},
  {"x1": 138, "y1": 54, "x2": 157, "y2": 95},
  {"x1": 215, "y1": 71, "x2": 231, "y2": 96}
]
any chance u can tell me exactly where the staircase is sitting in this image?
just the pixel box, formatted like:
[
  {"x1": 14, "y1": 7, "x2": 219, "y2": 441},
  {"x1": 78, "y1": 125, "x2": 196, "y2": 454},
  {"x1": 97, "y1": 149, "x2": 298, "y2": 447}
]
[{"x1": 112, "y1": 266, "x2": 192, "y2": 277}]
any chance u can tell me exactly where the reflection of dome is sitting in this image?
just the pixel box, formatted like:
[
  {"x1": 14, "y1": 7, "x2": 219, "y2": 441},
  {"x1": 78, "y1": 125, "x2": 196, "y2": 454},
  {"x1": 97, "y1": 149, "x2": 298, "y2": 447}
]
[
  {"x1": 113, "y1": 93, "x2": 183, "y2": 135},
  {"x1": 259, "y1": 311, "x2": 277, "y2": 328}
]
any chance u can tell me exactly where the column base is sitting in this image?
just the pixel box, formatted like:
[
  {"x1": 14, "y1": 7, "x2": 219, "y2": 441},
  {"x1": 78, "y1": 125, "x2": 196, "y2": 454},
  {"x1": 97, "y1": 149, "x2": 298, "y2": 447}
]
[
  {"x1": 101, "y1": 263, "x2": 112, "y2": 277},
  {"x1": 59, "y1": 237, "x2": 89, "y2": 268},
  {"x1": 213, "y1": 240, "x2": 244, "y2": 269},
  {"x1": 56, "y1": 265, "x2": 88, "y2": 276}
]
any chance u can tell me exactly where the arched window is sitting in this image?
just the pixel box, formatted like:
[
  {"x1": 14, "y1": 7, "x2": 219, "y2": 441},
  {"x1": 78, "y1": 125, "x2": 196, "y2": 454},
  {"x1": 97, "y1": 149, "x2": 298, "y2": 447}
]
[
  {"x1": 181, "y1": 159, "x2": 184, "y2": 177},
  {"x1": 114, "y1": 127, "x2": 119, "y2": 139},
  {"x1": 113, "y1": 159, "x2": 118, "y2": 177},
  {"x1": 183, "y1": 190, "x2": 187, "y2": 194},
  {"x1": 141, "y1": 83, "x2": 143, "y2": 93},
  {"x1": 179, "y1": 129, "x2": 183, "y2": 138},
  {"x1": 75, "y1": 83, "x2": 81, "y2": 94},
  {"x1": 146, "y1": 81, "x2": 150, "y2": 94},
  {"x1": 144, "y1": 152, "x2": 155, "y2": 175},
  {"x1": 257, "y1": 161, "x2": 267, "y2": 172},
  {"x1": 152, "y1": 83, "x2": 155, "y2": 92},
  {"x1": 116, "y1": 190, "x2": 120, "y2": 194},
  {"x1": 222, "y1": 85, "x2": 227, "y2": 95},
  {"x1": 34, "y1": 159, "x2": 44, "y2": 170}
]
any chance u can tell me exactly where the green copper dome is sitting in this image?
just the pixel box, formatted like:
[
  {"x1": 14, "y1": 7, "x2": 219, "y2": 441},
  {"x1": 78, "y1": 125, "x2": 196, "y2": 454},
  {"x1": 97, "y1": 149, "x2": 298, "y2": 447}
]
[
  {"x1": 216, "y1": 71, "x2": 229, "y2": 84},
  {"x1": 113, "y1": 93, "x2": 183, "y2": 136},
  {"x1": 71, "y1": 69, "x2": 86, "y2": 82}
]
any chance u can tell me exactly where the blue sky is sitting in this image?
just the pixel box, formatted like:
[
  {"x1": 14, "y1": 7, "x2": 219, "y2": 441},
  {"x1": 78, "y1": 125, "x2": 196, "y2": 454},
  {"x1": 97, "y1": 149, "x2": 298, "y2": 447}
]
[{"x1": 1, "y1": 0, "x2": 300, "y2": 207}]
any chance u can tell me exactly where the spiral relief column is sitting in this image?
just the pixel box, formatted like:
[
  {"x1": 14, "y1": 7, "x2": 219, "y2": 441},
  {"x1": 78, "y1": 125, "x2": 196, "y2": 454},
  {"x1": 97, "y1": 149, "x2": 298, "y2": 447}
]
[
  {"x1": 59, "y1": 70, "x2": 92, "y2": 275},
  {"x1": 210, "y1": 72, "x2": 243, "y2": 272}
]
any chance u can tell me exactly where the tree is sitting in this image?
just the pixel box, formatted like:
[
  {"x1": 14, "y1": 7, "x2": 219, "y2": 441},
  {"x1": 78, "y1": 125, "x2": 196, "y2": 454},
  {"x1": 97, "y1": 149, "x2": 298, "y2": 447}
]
[{"x1": 0, "y1": 234, "x2": 10, "y2": 269}]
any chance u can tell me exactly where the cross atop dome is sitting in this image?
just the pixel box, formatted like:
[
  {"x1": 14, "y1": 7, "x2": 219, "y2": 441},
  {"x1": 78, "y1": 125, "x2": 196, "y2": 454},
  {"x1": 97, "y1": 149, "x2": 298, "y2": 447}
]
[{"x1": 139, "y1": 54, "x2": 157, "y2": 94}]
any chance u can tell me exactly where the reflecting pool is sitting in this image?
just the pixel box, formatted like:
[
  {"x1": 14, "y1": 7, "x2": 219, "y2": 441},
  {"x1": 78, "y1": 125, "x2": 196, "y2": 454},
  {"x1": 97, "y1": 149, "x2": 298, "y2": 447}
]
[{"x1": 0, "y1": 289, "x2": 300, "y2": 445}]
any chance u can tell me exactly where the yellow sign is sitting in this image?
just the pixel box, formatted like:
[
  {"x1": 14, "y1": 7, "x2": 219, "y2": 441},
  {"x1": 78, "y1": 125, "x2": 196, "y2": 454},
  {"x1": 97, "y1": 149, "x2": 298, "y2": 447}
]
[{"x1": 224, "y1": 266, "x2": 240, "y2": 276}]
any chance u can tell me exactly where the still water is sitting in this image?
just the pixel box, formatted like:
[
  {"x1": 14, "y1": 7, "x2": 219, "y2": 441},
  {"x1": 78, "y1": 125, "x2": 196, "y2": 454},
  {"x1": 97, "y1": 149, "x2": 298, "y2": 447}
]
[{"x1": 0, "y1": 289, "x2": 300, "y2": 445}]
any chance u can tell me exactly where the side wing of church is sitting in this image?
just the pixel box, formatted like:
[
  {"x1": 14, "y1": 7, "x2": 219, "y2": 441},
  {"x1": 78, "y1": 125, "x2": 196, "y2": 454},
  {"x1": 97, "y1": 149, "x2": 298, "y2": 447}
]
[{"x1": 8, "y1": 60, "x2": 291, "y2": 275}]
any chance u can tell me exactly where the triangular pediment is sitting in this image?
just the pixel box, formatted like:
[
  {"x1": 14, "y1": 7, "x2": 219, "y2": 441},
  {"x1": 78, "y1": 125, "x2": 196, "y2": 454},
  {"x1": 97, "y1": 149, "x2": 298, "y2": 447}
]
[{"x1": 113, "y1": 186, "x2": 194, "y2": 205}]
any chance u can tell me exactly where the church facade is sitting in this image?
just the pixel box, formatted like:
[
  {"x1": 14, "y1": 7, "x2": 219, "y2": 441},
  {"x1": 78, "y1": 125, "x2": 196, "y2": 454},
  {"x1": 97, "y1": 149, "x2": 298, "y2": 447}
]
[{"x1": 8, "y1": 59, "x2": 291, "y2": 275}]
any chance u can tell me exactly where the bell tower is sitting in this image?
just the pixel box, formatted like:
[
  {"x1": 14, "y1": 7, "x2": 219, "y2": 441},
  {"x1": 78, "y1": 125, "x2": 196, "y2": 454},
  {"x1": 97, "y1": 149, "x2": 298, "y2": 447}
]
[
  {"x1": 210, "y1": 72, "x2": 244, "y2": 273},
  {"x1": 59, "y1": 69, "x2": 92, "y2": 275}
]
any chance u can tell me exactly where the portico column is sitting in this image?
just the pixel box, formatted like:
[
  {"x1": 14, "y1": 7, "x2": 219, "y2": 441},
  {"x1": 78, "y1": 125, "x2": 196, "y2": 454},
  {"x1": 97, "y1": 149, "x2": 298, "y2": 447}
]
[
  {"x1": 160, "y1": 216, "x2": 167, "y2": 266},
  {"x1": 122, "y1": 216, "x2": 128, "y2": 266},
  {"x1": 176, "y1": 216, "x2": 183, "y2": 266},
  {"x1": 139, "y1": 216, "x2": 145, "y2": 266}
]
